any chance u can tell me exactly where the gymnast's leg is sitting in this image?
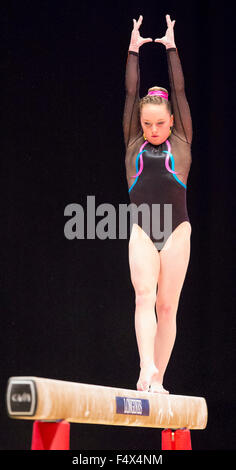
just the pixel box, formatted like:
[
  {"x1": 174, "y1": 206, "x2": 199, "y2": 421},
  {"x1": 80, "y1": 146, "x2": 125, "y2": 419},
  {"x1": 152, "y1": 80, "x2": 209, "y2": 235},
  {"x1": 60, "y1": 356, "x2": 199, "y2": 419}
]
[
  {"x1": 128, "y1": 223, "x2": 160, "y2": 392},
  {"x1": 151, "y1": 221, "x2": 192, "y2": 392}
]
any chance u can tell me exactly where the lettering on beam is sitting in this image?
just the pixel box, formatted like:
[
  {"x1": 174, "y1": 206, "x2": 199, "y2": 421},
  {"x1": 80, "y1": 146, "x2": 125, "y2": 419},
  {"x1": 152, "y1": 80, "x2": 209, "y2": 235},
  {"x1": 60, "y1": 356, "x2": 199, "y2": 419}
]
[{"x1": 116, "y1": 397, "x2": 150, "y2": 416}]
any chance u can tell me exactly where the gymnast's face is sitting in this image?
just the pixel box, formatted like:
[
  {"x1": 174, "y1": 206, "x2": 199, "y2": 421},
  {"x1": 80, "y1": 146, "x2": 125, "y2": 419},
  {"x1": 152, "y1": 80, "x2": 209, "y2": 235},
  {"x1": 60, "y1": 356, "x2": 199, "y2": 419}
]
[{"x1": 140, "y1": 103, "x2": 174, "y2": 146}]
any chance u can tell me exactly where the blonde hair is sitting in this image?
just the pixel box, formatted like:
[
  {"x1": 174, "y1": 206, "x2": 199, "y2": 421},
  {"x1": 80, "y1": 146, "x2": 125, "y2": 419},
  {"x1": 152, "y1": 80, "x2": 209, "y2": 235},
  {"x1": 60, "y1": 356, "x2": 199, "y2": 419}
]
[{"x1": 139, "y1": 86, "x2": 172, "y2": 115}]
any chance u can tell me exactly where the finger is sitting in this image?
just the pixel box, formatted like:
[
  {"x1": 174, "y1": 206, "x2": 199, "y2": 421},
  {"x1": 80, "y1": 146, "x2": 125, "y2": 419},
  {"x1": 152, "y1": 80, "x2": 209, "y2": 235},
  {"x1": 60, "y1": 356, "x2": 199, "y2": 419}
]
[
  {"x1": 142, "y1": 37, "x2": 153, "y2": 44},
  {"x1": 133, "y1": 18, "x2": 136, "y2": 28},
  {"x1": 166, "y1": 14, "x2": 171, "y2": 26},
  {"x1": 154, "y1": 37, "x2": 165, "y2": 43},
  {"x1": 172, "y1": 20, "x2": 176, "y2": 27},
  {"x1": 137, "y1": 14, "x2": 143, "y2": 28}
]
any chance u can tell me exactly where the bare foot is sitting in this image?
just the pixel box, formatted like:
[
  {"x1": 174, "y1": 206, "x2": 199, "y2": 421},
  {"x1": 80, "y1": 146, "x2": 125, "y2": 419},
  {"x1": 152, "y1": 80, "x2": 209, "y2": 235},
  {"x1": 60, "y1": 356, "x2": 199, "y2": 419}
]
[
  {"x1": 136, "y1": 364, "x2": 159, "y2": 392},
  {"x1": 149, "y1": 382, "x2": 169, "y2": 394}
]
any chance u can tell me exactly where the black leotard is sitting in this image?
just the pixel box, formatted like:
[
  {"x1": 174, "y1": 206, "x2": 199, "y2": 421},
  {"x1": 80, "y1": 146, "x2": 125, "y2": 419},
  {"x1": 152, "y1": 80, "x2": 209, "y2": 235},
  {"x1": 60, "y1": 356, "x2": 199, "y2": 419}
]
[{"x1": 123, "y1": 48, "x2": 193, "y2": 251}]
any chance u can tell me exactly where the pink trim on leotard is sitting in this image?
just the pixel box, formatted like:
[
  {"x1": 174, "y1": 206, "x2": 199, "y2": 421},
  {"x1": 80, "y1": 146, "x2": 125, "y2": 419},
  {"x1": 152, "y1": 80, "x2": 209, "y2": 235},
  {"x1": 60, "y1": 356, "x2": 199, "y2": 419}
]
[
  {"x1": 165, "y1": 139, "x2": 179, "y2": 174},
  {"x1": 131, "y1": 140, "x2": 148, "y2": 177},
  {"x1": 131, "y1": 138, "x2": 179, "y2": 179}
]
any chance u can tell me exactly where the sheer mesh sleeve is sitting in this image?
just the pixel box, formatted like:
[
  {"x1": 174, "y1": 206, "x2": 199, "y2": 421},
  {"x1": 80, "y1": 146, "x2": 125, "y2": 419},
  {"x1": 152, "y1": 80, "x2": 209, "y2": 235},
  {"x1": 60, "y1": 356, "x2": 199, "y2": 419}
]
[
  {"x1": 122, "y1": 51, "x2": 142, "y2": 148},
  {"x1": 166, "y1": 48, "x2": 193, "y2": 144}
]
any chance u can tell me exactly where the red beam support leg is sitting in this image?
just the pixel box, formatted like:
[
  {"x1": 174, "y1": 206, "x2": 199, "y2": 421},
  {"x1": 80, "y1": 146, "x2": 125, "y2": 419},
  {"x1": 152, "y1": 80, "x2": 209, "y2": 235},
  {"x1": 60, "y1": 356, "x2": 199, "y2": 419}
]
[
  {"x1": 161, "y1": 428, "x2": 192, "y2": 450},
  {"x1": 31, "y1": 420, "x2": 70, "y2": 450}
]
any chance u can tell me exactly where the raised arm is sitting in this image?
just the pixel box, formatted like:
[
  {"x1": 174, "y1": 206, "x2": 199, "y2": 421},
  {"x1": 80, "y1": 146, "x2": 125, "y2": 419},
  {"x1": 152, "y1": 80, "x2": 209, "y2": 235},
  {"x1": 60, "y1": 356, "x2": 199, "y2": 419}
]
[
  {"x1": 123, "y1": 15, "x2": 152, "y2": 148},
  {"x1": 123, "y1": 51, "x2": 141, "y2": 148},
  {"x1": 155, "y1": 15, "x2": 193, "y2": 144}
]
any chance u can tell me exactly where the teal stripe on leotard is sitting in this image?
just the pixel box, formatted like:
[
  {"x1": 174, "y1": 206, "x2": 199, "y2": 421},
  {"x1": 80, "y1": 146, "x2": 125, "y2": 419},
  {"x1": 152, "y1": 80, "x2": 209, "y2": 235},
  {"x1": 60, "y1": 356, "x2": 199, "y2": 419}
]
[{"x1": 163, "y1": 150, "x2": 187, "y2": 189}]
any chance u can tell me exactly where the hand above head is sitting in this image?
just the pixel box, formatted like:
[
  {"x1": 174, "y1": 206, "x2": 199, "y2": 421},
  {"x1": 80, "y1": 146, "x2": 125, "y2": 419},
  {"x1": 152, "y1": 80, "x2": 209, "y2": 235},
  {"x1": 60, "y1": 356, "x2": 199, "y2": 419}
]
[
  {"x1": 129, "y1": 15, "x2": 153, "y2": 52},
  {"x1": 154, "y1": 14, "x2": 176, "y2": 49}
]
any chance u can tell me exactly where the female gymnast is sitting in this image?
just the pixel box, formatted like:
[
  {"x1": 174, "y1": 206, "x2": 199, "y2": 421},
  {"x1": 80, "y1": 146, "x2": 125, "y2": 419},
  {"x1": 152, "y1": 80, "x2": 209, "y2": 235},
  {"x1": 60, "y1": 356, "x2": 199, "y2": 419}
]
[{"x1": 123, "y1": 14, "x2": 192, "y2": 393}]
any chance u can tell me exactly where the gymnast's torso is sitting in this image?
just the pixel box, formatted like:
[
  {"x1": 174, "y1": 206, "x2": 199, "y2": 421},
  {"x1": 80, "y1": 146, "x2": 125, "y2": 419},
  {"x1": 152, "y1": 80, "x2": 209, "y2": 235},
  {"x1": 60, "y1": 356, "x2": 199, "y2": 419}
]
[{"x1": 123, "y1": 48, "x2": 193, "y2": 251}]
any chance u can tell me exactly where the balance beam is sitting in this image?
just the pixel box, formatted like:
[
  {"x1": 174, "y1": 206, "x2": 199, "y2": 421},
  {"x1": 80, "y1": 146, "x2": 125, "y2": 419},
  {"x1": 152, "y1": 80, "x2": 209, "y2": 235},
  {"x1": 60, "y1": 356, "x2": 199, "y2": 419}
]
[{"x1": 6, "y1": 376, "x2": 207, "y2": 430}]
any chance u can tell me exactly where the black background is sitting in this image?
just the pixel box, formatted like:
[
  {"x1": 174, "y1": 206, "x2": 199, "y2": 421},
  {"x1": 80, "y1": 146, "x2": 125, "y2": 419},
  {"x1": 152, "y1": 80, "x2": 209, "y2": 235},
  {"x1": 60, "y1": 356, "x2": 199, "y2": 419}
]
[{"x1": 1, "y1": 0, "x2": 235, "y2": 451}]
